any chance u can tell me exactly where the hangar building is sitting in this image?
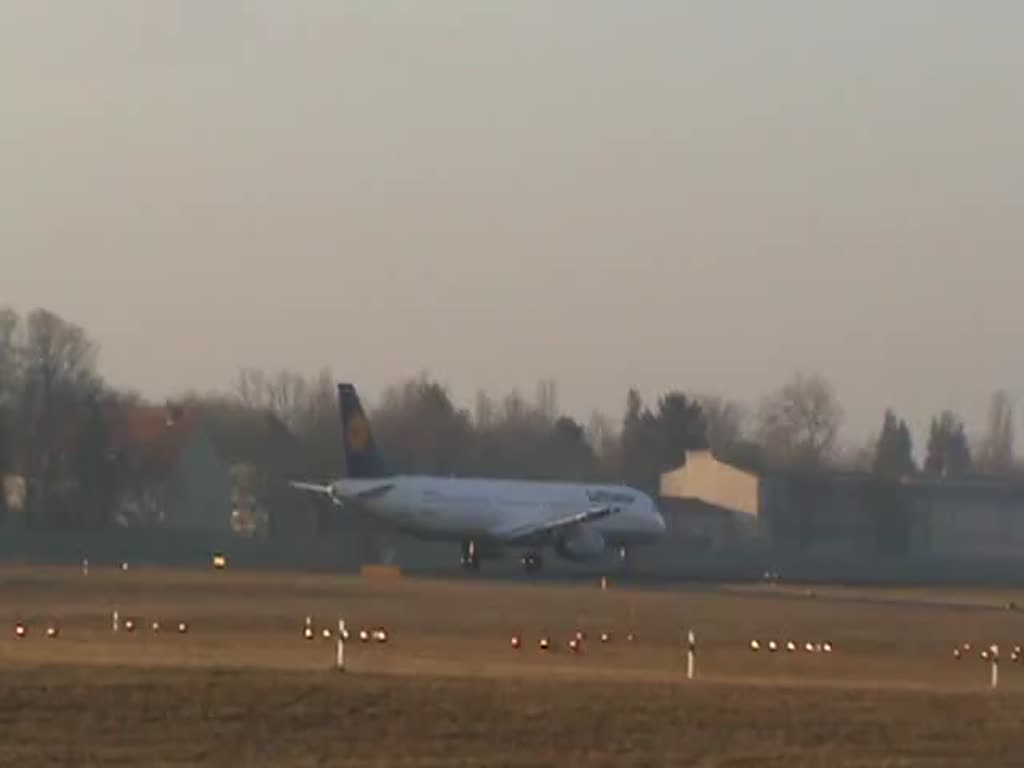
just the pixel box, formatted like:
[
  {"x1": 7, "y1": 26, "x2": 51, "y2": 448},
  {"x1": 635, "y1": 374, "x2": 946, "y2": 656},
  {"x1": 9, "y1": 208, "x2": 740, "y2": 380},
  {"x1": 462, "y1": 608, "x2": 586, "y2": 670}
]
[{"x1": 659, "y1": 449, "x2": 1024, "y2": 562}]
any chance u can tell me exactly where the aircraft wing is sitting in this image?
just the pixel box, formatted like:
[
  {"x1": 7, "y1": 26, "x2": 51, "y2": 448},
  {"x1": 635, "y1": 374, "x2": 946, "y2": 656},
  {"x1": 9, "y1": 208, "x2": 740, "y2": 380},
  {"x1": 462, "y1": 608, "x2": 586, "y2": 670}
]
[
  {"x1": 350, "y1": 482, "x2": 396, "y2": 500},
  {"x1": 496, "y1": 504, "x2": 619, "y2": 543}
]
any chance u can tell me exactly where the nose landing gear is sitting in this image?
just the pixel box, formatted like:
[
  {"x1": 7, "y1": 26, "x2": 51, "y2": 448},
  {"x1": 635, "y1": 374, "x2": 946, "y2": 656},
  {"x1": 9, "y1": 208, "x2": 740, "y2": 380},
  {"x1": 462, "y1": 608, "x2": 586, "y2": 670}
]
[{"x1": 460, "y1": 539, "x2": 480, "y2": 571}]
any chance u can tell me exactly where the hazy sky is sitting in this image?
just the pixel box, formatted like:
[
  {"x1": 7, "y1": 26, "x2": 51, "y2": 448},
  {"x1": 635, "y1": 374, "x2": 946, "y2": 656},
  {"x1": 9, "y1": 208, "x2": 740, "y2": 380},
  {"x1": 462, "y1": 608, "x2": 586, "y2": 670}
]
[{"x1": 3, "y1": 1, "x2": 1022, "y2": 447}]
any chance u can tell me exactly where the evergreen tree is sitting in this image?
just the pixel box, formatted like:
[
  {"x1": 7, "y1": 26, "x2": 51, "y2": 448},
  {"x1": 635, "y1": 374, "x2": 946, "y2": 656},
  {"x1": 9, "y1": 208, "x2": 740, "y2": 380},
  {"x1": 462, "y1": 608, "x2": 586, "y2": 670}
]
[
  {"x1": 620, "y1": 389, "x2": 707, "y2": 493},
  {"x1": 873, "y1": 409, "x2": 915, "y2": 477},
  {"x1": 655, "y1": 391, "x2": 709, "y2": 467},
  {"x1": 948, "y1": 423, "x2": 972, "y2": 476},
  {"x1": 924, "y1": 411, "x2": 972, "y2": 477},
  {"x1": 620, "y1": 388, "x2": 658, "y2": 492}
]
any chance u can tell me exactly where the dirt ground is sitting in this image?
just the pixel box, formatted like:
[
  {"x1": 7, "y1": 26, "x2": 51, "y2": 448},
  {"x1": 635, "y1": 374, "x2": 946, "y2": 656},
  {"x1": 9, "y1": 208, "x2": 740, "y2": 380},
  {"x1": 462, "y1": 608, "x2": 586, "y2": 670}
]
[{"x1": 2, "y1": 565, "x2": 1024, "y2": 766}]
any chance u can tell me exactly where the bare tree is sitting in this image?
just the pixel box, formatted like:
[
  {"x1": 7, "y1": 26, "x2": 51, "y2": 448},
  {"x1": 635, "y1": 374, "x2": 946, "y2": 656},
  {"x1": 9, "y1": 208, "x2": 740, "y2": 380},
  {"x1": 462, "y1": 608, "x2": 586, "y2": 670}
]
[
  {"x1": 534, "y1": 378, "x2": 558, "y2": 428},
  {"x1": 756, "y1": 371, "x2": 843, "y2": 468},
  {"x1": 266, "y1": 371, "x2": 311, "y2": 430},
  {"x1": 695, "y1": 395, "x2": 747, "y2": 454},
  {"x1": 0, "y1": 307, "x2": 20, "y2": 405},
  {"x1": 372, "y1": 374, "x2": 473, "y2": 475},
  {"x1": 585, "y1": 411, "x2": 619, "y2": 466},
  {"x1": 977, "y1": 390, "x2": 1015, "y2": 474},
  {"x1": 236, "y1": 366, "x2": 336, "y2": 436},
  {"x1": 473, "y1": 390, "x2": 496, "y2": 431},
  {"x1": 0, "y1": 308, "x2": 20, "y2": 521},
  {"x1": 233, "y1": 367, "x2": 269, "y2": 411},
  {"x1": 292, "y1": 368, "x2": 343, "y2": 476},
  {"x1": 19, "y1": 309, "x2": 101, "y2": 524},
  {"x1": 496, "y1": 388, "x2": 548, "y2": 436},
  {"x1": 837, "y1": 437, "x2": 877, "y2": 472}
]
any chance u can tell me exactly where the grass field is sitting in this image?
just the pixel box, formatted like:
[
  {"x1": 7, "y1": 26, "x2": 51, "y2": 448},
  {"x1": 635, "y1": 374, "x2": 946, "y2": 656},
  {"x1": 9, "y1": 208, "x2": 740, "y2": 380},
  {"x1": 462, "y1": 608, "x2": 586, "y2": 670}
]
[{"x1": 2, "y1": 565, "x2": 1024, "y2": 766}]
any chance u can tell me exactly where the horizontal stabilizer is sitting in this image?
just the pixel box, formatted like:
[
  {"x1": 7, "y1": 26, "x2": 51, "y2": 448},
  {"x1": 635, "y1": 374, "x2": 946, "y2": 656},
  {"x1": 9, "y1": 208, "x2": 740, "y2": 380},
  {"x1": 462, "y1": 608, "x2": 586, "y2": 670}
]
[
  {"x1": 288, "y1": 480, "x2": 394, "y2": 502},
  {"x1": 289, "y1": 481, "x2": 333, "y2": 496}
]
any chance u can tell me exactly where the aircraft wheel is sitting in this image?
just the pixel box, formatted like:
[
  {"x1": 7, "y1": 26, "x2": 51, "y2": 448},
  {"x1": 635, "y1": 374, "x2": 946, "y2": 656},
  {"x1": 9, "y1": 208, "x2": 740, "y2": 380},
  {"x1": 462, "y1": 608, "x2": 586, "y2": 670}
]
[
  {"x1": 521, "y1": 552, "x2": 543, "y2": 574},
  {"x1": 461, "y1": 539, "x2": 481, "y2": 571}
]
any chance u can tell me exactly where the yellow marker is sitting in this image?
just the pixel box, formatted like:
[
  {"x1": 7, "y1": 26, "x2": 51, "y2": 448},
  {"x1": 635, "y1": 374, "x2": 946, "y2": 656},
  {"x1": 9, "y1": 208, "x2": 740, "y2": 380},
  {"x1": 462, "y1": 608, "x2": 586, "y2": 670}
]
[{"x1": 347, "y1": 412, "x2": 369, "y2": 451}]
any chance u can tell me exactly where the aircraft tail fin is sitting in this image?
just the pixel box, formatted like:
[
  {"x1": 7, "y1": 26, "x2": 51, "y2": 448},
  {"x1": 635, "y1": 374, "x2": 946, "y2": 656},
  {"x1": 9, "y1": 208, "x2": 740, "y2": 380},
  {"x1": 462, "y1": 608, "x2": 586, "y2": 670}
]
[{"x1": 337, "y1": 383, "x2": 390, "y2": 478}]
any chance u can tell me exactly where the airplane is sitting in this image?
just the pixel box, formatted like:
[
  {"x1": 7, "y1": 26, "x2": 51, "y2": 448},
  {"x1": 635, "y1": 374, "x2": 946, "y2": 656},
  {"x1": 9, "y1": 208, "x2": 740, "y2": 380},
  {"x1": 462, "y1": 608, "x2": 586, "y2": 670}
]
[{"x1": 290, "y1": 383, "x2": 666, "y2": 574}]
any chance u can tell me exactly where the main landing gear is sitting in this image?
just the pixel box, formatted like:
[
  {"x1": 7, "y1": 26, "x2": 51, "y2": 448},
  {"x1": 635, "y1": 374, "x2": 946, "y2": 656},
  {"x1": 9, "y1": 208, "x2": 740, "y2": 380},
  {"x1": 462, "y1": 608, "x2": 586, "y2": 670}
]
[
  {"x1": 460, "y1": 539, "x2": 480, "y2": 571},
  {"x1": 521, "y1": 552, "x2": 543, "y2": 574}
]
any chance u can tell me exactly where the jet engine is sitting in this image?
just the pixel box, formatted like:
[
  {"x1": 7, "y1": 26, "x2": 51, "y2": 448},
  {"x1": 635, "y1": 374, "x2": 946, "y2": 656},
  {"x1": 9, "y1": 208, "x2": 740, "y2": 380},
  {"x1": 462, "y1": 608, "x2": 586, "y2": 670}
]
[{"x1": 554, "y1": 527, "x2": 607, "y2": 562}]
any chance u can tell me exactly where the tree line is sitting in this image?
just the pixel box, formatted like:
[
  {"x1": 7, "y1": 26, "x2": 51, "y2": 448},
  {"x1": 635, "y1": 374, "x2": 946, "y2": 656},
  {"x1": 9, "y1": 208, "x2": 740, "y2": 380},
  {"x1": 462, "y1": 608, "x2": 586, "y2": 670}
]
[{"x1": 0, "y1": 306, "x2": 1019, "y2": 531}]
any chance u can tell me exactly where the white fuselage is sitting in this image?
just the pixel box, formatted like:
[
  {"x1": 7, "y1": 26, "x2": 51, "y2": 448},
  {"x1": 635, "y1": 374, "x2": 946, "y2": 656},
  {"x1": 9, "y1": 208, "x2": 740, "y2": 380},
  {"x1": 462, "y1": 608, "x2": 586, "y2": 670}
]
[{"x1": 331, "y1": 475, "x2": 665, "y2": 546}]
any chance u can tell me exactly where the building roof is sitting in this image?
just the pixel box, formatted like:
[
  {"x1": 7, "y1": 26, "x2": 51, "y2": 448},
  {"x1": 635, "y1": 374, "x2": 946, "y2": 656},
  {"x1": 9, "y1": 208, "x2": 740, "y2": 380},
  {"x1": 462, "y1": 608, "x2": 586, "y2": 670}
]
[
  {"x1": 194, "y1": 403, "x2": 308, "y2": 472},
  {"x1": 107, "y1": 403, "x2": 202, "y2": 472},
  {"x1": 9, "y1": 400, "x2": 203, "y2": 477},
  {"x1": 680, "y1": 449, "x2": 1024, "y2": 494}
]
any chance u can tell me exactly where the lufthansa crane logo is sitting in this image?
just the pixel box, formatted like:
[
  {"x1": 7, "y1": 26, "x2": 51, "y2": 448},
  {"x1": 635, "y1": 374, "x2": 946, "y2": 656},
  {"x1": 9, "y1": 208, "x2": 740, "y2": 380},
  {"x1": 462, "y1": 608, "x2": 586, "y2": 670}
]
[{"x1": 347, "y1": 412, "x2": 370, "y2": 452}]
